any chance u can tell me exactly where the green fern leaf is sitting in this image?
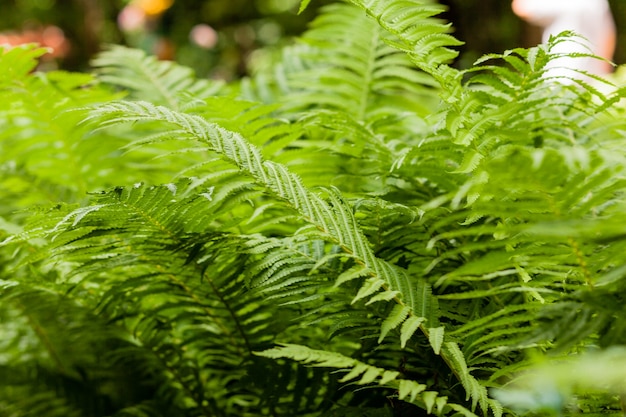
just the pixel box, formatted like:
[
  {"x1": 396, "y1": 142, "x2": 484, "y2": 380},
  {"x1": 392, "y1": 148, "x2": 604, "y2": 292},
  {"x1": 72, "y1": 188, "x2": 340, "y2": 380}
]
[
  {"x1": 400, "y1": 315, "x2": 425, "y2": 348},
  {"x1": 0, "y1": 44, "x2": 49, "y2": 83},
  {"x1": 366, "y1": 290, "x2": 401, "y2": 305},
  {"x1": 298, "y1": 0, "x2": 312, "y2": 14},
  {"x1": 397, "y1": 379, "x2": 427, "y2": 403},
  {"x1": 352, "y1": 277, "x2": 386, "y2": 304},
  {"x1": 443, "y1": 342, "x2": 491, "y2": 413},
  {"x1": 427, "y1": 326, "x2": 445, "y2": 355},
  {"x1": 335, "y1": 265, "x2": 372, "y2": 287},
  {"x1": 378, "y1": 304, "x2": 410, "y2": 343},
  {"x1": 422, "y1": 390, "x2": 438, "y2": 414}
]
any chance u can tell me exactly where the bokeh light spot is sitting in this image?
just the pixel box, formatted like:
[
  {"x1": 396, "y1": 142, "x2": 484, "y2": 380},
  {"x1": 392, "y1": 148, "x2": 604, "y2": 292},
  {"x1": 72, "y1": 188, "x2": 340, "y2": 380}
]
[
  {"x1": 189, "y1": 24, "x2": 218, "y2": 49},
  {"x1": 134, "y1": 0, "x2": 174, "y2": 16}
]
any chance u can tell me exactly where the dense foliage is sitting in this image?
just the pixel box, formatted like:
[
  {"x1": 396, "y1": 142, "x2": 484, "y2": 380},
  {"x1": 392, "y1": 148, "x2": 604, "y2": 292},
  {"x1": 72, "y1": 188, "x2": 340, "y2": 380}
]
[{"x1": 2, "y1": 0, "x2": 626, "y2": 416}]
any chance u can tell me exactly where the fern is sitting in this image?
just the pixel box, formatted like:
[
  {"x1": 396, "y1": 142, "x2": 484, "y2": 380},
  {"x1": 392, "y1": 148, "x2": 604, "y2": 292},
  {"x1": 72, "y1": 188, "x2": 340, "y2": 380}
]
[
  {"x1": 91, "y1": 45, "x2": 224, "y2": 108},
  {"x1": 256, "y1": 343, "x2": 453, "y2": 410},
  {"x1": 2, "y1": 1, "x2": 626, "y2": 416}
]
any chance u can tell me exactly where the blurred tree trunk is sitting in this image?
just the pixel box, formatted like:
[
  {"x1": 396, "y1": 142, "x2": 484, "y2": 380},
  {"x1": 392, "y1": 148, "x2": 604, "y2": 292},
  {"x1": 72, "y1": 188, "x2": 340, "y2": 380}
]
[
  {"x1": 61, "y1": 0, "x2": 105, "y2": 70},
  {"x1": 609, "y1": 0, "x2": 625, "y2": 65}
]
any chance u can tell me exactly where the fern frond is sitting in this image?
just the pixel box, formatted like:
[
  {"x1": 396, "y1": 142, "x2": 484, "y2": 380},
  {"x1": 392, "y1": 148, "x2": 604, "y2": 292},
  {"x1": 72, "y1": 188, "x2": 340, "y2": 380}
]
[
  {"x1": 0, "y1": 44, "x2": 49, "y2": 83},
  {"x1": 240, "y1": 3, "x2": 443, "y2": 195},
  {"x1": 92, "y1": 45, "x2": 224, "y2": 109},
  {"x1": 443, "y1": 34, "x2": 622, "y2": 163},
  {"x1": 0, "y1": 51, "x2": 161, "y2": 199},
  {"x1": 286, "y1": 3, "x2": 439, "y2": 118},
  {"x1": 21, "y1": 179, "x2": 329, "y2": 415},
  {"x1": 0, "y1": 279, "x2": 171, "y2": 416},
  {"x1": 342, "y1": 0, "x2": 463, "y2": 90},
  {"x1": 258, "y1": 343, "x2": 494, "y2": 416},
  {"x1": 258, "y1": 344, "x2": 427, "y2": 404}
]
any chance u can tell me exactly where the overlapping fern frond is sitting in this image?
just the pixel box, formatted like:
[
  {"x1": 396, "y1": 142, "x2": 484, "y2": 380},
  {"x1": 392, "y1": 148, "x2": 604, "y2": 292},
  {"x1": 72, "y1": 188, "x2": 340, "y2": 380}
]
[
  {"x1": 243, "y1": 2, "x2": 443, "y2": 193},
  {"x1": 83, "y1": 99, "x2": 447, "y2": 351},
  {"x1": 395, "y1": 25, "x2": 626, "y2": 408}
]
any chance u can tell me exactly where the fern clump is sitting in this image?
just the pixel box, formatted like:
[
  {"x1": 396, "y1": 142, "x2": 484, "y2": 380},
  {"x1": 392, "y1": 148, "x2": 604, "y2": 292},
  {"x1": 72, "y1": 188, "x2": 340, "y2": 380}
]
[{"x1": 1, "y1": 1, "x2": 626, "y2": 416}]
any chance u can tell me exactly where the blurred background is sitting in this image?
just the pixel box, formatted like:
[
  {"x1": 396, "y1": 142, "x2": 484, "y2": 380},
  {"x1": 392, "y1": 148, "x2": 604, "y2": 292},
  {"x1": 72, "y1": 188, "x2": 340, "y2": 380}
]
[{"x1": 1, "y1": 0, "x2": 625, "y2": 80}]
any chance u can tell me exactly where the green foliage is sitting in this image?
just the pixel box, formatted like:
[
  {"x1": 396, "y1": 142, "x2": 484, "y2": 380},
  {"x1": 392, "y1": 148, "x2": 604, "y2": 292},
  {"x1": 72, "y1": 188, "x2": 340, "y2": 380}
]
[
  {"x1": 2, "y1": 1, "x2": 626, "y2": 416},
  {"x1": 493, "y1": 348, "x2": 626, "y2": 415}
]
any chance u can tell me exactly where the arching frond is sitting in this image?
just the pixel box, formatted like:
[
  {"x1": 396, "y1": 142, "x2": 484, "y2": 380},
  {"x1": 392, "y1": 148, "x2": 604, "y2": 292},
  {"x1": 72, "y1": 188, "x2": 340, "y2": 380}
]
[
  {"x1": 342, "y1": 0, "x2": 463, "y2": 89},
  {"x1": 92, "y1": 45, "x2": 224, "y2": 108},
  {"x1": 257, "y1": 343, "x2": 481, "y2": 416}
]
